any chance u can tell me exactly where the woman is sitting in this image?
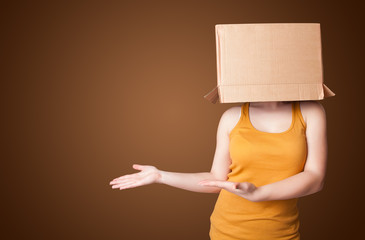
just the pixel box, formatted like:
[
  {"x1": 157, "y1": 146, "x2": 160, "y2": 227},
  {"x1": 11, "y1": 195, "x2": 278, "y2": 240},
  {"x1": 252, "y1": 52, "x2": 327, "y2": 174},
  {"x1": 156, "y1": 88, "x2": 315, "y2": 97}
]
[{"x1": 110, "y1": 100, "x2": 327, "y2": 239}]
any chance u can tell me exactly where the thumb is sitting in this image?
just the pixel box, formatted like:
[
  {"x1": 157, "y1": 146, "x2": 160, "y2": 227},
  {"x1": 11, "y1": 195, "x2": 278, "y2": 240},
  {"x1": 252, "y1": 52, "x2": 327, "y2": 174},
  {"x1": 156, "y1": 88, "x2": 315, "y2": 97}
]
[
  {"x1": 132, "y1": 164, "x2": 144, "y2": 171},
  {"x1": 232, "y1": 182, "x2": 239, "y2": 189},
  {"x1": 236, "y1": 182, "x2": 245, "y2": 190}
]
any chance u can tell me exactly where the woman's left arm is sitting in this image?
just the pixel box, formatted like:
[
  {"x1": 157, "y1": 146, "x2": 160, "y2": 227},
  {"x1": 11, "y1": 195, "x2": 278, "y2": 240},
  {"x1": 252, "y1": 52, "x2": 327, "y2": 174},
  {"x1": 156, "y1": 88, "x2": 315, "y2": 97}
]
[{"x1": 199, "y1": 101, "x2": 328, "y2": 202}]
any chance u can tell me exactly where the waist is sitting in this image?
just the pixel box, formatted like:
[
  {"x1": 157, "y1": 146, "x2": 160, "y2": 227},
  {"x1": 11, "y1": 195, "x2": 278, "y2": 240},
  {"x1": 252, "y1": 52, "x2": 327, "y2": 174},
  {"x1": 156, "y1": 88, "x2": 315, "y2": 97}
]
[
  {"x1": 213, "y1": 189, "x2": 299, "y2": 220},
  {"x1": 210, "y1": 190, "x2": 300, "y2": 239}
]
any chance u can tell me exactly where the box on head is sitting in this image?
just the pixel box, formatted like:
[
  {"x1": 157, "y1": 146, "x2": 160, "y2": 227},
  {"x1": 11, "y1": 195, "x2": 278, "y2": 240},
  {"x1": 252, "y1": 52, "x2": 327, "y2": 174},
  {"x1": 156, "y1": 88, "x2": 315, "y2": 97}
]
[{"x1": 204, "y1": 23, "x2": 335, "y2": 104}]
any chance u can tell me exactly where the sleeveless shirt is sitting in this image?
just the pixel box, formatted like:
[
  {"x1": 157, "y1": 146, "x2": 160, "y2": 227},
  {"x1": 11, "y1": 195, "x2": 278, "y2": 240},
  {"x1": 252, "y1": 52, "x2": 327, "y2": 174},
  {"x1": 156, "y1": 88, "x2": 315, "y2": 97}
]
[{"x1": 209, "y1": 101, "x2": 307, "y2": 240}]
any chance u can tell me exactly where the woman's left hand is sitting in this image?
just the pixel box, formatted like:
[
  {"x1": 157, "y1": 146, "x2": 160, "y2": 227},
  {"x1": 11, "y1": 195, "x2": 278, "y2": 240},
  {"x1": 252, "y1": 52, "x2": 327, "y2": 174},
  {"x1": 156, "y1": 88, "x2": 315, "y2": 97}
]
[{"x1": 198, "y1": 180, "x2": 260, "y2": 202}]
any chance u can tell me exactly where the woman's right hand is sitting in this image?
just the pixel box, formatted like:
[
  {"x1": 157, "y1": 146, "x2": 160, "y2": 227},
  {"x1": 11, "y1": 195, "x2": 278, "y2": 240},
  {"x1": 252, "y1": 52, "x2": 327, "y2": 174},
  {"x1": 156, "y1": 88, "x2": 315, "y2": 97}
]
[{"x1": 109, "y1": 164, "x2": 162, "y2": 190}]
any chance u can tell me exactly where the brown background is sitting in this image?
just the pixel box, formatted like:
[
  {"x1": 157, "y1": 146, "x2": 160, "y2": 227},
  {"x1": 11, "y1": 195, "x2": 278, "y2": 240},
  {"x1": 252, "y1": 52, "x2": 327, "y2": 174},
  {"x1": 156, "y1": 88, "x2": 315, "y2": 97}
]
[{"x1": 2, "y1": 1, "x2": 363, "y2": 239}]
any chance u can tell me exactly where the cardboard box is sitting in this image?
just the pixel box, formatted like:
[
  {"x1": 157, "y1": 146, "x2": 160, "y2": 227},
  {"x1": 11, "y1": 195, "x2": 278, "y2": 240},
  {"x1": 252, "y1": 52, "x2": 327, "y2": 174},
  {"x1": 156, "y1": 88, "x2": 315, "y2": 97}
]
[{"x1": 204, "y1": 23, "x2": 335, "y2": 103}]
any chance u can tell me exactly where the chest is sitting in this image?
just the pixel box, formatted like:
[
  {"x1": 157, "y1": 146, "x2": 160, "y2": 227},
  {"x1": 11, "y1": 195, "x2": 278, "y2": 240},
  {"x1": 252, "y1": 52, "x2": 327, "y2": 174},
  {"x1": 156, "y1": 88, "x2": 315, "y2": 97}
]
[{"x1": 229, "y1": 129, "x2": 307, "y2": 171}]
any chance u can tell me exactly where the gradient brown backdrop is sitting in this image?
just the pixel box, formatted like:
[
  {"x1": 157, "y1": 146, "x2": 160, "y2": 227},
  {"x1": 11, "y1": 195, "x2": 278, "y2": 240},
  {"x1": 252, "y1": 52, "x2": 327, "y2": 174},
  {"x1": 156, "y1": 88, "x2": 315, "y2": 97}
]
[{"x1": 2, "y1": 1, "x2": 363, "y2": 239}]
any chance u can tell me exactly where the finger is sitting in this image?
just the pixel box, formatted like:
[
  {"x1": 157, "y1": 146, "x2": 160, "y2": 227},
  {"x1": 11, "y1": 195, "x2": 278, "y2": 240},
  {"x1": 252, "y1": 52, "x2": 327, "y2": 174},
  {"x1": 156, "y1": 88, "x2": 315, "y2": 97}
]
[
  {"x1": 110, "y1": 175, "x2": 132, "y2": 183},
  {"x1": 111, "y1": 178, "x2": 137, "y2": 186},
  {"x1": 198, "y1": 179, "x2": 216, "y2": 185},
  {"x1": 110, "y1": 173, "x2": 139, "y2": 183},
  {"x1": 110, "y1": 178, "x2": 131, "y2": 185},
  {"x1": 238, "y1": 182, "x2": 255, "y2": 192},
  {"x1": 199, "y1": 180, "x2": 237, "y2": 190},
  {"x1": 239, "y1": 182, "x2": 251, "y2": 191},
  {"x1": 198, "y1": 180, "x2": 221, "y2": 187},
  {"x1": 198, "y1": 180, "x2": 211, "y2": 185},
  {"x1": 132, "y1": 164, "x2": 144, "y2": 170},
  {"x1": 219, "y1": 181, "x2": 234, "y2": 189},
  {"x1": 119, "y1": 182, "x2": 141, "y2": 190},
  {"x1": 112, "y1": 180, "x2": 138, "y2": 189},
  {"x1": 111, "y1": 179, "x2": 137, "y2": 186}
]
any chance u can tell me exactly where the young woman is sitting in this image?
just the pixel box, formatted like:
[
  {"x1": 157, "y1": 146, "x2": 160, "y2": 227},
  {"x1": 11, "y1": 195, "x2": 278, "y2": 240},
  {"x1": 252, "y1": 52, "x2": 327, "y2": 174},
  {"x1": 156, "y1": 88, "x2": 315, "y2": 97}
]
[{"x1": 110, "y1": 100, "x2": 327, "y2": 240}]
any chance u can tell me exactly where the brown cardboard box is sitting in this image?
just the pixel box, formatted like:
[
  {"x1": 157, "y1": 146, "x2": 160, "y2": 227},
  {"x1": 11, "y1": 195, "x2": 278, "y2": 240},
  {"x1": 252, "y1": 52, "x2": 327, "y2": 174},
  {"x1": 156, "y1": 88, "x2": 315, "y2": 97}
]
[{"x1": 204, "y1": 23, "x2": 335, "y2": 103}]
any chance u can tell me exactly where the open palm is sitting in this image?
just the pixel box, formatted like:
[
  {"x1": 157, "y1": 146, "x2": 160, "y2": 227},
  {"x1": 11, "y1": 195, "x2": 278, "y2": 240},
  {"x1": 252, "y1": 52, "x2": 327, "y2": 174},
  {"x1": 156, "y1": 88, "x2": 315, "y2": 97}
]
[{"x1": 110, "y1": 164, "x2": 161, "y2": 190}]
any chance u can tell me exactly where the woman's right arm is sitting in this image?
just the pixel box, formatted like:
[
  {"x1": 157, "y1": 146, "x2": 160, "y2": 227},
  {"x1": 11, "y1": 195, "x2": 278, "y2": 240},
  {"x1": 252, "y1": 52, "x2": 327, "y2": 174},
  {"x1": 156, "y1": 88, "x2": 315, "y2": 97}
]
[{"x1": 110, "y1": 108, "x2": 235, "y2": 194}]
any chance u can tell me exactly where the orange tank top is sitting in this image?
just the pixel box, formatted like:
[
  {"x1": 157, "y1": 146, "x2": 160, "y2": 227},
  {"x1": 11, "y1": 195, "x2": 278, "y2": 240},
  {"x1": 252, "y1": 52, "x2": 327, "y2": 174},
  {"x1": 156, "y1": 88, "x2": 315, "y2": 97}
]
[{"x1": 209, "y1": 101, "x2": 307, "y2": 240}]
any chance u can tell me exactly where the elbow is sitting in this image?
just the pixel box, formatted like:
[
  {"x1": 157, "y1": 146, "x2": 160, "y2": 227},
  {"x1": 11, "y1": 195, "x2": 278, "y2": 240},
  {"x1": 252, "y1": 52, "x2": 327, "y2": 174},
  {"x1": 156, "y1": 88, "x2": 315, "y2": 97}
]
[
  {"x1": 208, "y1": 172, "x2": 226, "y2": 194},
  {"x1": 210, "y1": 172, "x2": 228, "y2": 181},
  {"x1": 307, "y1": 170, "x2": 325, "y2": 193},
  {"x1": 315, "y1": 178, "x2": 325, "y2": 193}
]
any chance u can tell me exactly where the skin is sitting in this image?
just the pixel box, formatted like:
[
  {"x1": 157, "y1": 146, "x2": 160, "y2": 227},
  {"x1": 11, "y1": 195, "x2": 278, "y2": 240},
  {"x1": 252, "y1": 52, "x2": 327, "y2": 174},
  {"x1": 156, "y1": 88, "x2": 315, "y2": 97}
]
[{"x1": 110, "y1": 100, "x2": 327, "y2": 202}]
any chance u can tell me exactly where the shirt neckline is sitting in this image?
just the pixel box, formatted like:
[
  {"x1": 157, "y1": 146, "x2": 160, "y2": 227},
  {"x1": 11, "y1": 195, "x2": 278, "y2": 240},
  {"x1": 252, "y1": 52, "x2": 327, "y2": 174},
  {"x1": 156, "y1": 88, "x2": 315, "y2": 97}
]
[{"x1": 247, "y1": 102, "x2": 295, "y2": 135}]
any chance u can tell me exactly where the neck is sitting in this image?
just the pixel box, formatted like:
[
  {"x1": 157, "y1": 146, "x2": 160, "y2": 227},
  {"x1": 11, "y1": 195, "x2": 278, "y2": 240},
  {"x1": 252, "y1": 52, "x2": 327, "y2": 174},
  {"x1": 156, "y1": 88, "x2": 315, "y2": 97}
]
[{"x1": 249, "y1": 101, "x2": 291, "y2": 109}]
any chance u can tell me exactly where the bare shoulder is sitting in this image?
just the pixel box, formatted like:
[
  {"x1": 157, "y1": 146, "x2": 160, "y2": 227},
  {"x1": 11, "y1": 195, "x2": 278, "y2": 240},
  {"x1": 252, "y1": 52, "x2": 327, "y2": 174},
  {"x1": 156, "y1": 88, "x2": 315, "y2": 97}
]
[
  {"x1": 299, "y1": 100, "x2": 326, "y2": 126},
  {"x1": 219, "y1": 104, "x2": 243, "y2": 135}
]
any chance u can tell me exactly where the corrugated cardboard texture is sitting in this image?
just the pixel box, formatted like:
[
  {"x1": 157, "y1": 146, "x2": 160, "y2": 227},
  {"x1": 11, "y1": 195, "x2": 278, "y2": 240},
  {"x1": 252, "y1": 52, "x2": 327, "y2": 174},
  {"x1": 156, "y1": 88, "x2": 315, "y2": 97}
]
[{"x1": 204, "y1": 23, "x2": 335, "y2": 103}]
